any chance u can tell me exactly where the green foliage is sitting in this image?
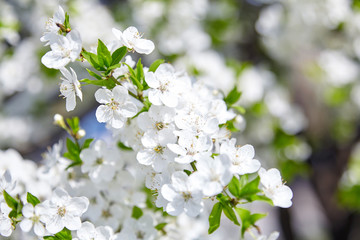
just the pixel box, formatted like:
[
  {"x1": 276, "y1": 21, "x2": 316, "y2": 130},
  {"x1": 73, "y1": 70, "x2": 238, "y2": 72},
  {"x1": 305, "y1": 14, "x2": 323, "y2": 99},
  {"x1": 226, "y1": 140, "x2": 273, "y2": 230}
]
[
  {"x1": 82, "y1": 138, "x2": 94, "y2": 150},
  {"x1": 66, "y1": 117, "x2": 80, "y2": 133},
  {"x1": 216, "y1": 194, "x2": 240, "y2": 226},
  {"x1": 208, "y1": 202, "x2": 222, "y2": 234},
  {"x1": 63, "y1": 13, "x2": 71, "y2": 31},
  {"x1": 149, "y1": 59, "x2": 165, "y2": 72},
  {"x1": 64, "y1": 138, "x2": 82, "y2": 169},
  {"x1": 97, "y1": 39, "x2": 112, "y2": 68},
  {"x1": 224, "y1": 86, "x2": 242, "y2": 106},
  {"x1": 27, "y1": 192, "x2": 41, "y2": 207},
  {"x1": 44, "y1": 228, "x2": 72, "y2": 240},
  {"x1": 80, "y1": 78, "x2": 116, "y2": 89},
  {"x1": 3, "y1": 190, "x2": 23, "y2": 221},
  {"x1": 117, "y1": 141, "x2": 133, "y2": 151},
  {"x1": 235, "y1": 207, "x2": 267, "y2": 237},
  {"x1": 131, "y1": 206, "x2": 144, "y2": 219},
  {"x1": 111, "y1": 46, "x2": 127, "y2": 66},
  {"x1": 155, "y1": 222, "x2": 167, "y2": 231},
  {"x1": 338, "y1": 185, "x2": 360, "y2": 210}
]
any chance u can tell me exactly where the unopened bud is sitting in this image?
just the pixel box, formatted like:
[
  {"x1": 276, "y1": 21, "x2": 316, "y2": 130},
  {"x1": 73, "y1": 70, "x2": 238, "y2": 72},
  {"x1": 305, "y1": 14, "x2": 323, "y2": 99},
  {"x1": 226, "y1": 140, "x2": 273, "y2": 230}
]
[
  {"x1": 76, "y1": 129, "x2": 86, "y2": 139},
  {"x1": 53, "y1": 114, "x2": 66, "y2": 128}
]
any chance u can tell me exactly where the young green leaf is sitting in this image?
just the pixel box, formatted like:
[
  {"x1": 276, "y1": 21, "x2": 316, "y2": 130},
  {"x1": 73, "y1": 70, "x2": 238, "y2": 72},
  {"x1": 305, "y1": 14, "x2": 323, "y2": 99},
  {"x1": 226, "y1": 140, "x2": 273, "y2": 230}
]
[
  {"x1": 228, "y1": 176, "x2": 241, "y2": 198},
  {"x1": 136, "y1": 58, "x2": 145, "y2": 85},
  {"x1": 66, "y1": 117, "x2": 80, "y2": 133},
  {"x1": 111, "y1": 46, "x2": 127, "y2": 65},
  {"x1": 238, "y1": 176, "x2": 261, "y2": 200},
  {"x1": 66, "y1": 138, "x2": 79, "y2": 155},
  {"x1": 208, "y1": 202, "x2": 223, "y2": 234},
  {"x1": 82, "y1": 138, "x2": 94, "y2": 150},
  {"x1": 82, "y1": 51, "x2": 104, "y2": 71},
  {"x1": 224, "y1": 86, "x2": 242, "y2": 106},
  {"x1": 131, "y1": 206, "x2": 143, "y2": 220},
  {"x1": 217, "y1": 194, "x2": 240, "y2": 226},
  {"x1": 3, "y1": 190, "x2": 18, "y2": 211},
  {"x1": 27, "y1": 192, "x2": 41, "y2": 207},
  {"x1": 44, "y1": 227, "x2": 72, "y2": 240},
  {"x1": 155, "y1": 222, "x2": 167, "y2": 231},
  {"x1": 117, "y1": 141, "x2": 133, "y2": 151},
  {"x1": 149, "y1": 59, "x2": 165, "y2": 72},
  {"x1": 235, "y1": 207, "x2": 267, "y2": 237},
  {"x1": 86, "y1": 69, "x2": 102, "y2": 80},
  {"x1": 80, "y1": 78, "x2": 116, "y2": 89},
  {"x1": 97, "y1": 39, "x2": 112, "y2": 68}
]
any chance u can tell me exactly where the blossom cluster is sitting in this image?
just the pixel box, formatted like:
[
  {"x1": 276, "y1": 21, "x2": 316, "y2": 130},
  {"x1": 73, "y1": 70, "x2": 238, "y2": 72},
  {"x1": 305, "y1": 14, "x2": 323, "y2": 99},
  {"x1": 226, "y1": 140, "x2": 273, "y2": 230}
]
[{"x1": 0, "y1": 5, "x2": 293, "y2": 240}]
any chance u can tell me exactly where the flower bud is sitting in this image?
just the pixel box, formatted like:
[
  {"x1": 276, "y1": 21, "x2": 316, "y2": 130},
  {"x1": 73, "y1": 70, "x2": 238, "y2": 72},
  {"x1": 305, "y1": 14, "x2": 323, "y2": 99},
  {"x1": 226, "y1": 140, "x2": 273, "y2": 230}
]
[
  {"x1": 53, "y1": 114, "x2": 66, "y2": 128},
  {"x1": 76, "y1": 129, "x2": 86, "y2": 139}
]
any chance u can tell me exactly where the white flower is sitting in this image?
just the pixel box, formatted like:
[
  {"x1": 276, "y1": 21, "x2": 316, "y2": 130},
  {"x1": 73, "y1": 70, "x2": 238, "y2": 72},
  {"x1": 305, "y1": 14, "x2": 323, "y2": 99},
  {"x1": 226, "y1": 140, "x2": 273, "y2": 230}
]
[
  {"x1": 174, "y1": 113, "x2": 219, "y2": 135},
  {"x1": 191, "y1": 154, "x2": 232, "y2": 197},
  {"x1": 95, "y1": 85, "x2": 138, "y2": 129},
  {"x1": 40, "y1": 6, "x2": 65, "y2": 45},
  {"x1": 161, "y1": 171, "x2": 203, "y2": 217},
  {"x1": 167, "y1": 130, "x2": 212, "y2": 164},
  {"x1": 137, "y1": 105, "x2": 176, "y2": 135},
  {"x1": 0, "y1": 170, "x2": 15, "y2": 194},
  {"x1": 258, "y1": 231, "x2": 280, "y2": 240},
  {"x1": 113, "y1": 55, "x2": 135, "y2": 79},
  {"x1": 19, "y1": 203, "x2": 46, "y2": 236},
  {"x1": 145, "y1": 64, "x2": 184, "y2": 108},
  {"x1": 220, "y1": 140, "x2": 261, "y2": 175},
  {"x1": 80, "y1": 140, "x2": 122, "y2": 183},
  {"x1": 74, "y1": 221, "x2": 113, "y2": 240},
  {"x1": 38, "y1": 188, "x2": 89, "y2": 234},
  {"x1": 113, "y1": 214, "x2": 156, "y2": 240},
  {"x1": 60, "y1": 67, "x2": 83, "y2": 111},
  {"x1": 112, "y1": 26, "x2": 154, "y2": 54},
  {"x1": 136, "y1": 129, "x2": 176, "y2": 172},
  {"x1": 41, "y1": 30, "x2": 82, "y2": 69},
  {"x1": 258, "y1": 168, "x2": 293, "y2": 208},
  {"x1": 0, "y1": 202, "x2": 13, "y2": 237}
]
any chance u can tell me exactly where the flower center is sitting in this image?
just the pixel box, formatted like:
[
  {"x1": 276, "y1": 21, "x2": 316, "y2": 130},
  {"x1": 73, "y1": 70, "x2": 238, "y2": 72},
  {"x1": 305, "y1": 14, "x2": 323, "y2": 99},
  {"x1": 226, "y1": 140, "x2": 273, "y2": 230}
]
[
  {"x1": 102, "y1": 209, "x2": 112, "y2": 219},
  {"x1": 155, "y1": 122, "x2": 164, "y2": 130},
  {"x1": 153, "y1": 145, "x2": 164, "y2": 154},
  {"x1": 108, "y1": 99, "x2": 120, "y2": 110},
  {"x1": 96, "y1": 158, "x2": 104, "y2": 165},
  {"x1": 182, "y1": 191, "x2": 192, "y2": 201},
  {"x1": 57, "y1": 206, "x2": 66, "y2": 217}
]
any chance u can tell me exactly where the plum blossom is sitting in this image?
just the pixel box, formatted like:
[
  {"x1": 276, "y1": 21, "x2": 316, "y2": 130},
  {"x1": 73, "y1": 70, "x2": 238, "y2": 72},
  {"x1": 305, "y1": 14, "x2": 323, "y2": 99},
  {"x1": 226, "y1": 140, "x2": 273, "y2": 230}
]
[
  {"x1": 74, "y1": 221, "x2": 113, "y2": 240},
  {"x1": 60, "y1": 67, "x2": 83, "y2": 111},
  {"x1": 113, "y1": 214, "x2": 156, "y2": 240},
  {"x1": 40, "y1": 6, "x2": 65, "y2": 45},
  {"x1": 112, "y1": 26, "x2": 155, "y2": 54},
  {"x1": 41, "y1": 30, "x2": 82, "y2": 69},
  {"x1": 0, "y1": 170, "x2": 15, "y2": 194},
  {"x1": 167, "y1": 130, "x2": 212, "y2": 164},
  {"x1": 190, "y1": 154, "x2": 233, "y2": 197},
  {"x1": 20, "y1": 203, "x2": 46, "y2": 236},
  {"x1": 80, "y1": 140, "x2": 122, "y2": 183},
  {"x1": 220, "y1": 140, "x2": 261, "y2": 175},
  {"x1": 37, "y1": 188, "x2": 89, "y2": 234},
  {"x1": 258, "y1": 168, "x2": 293, "y2": 208},
  {"x1": 0, "y1": 202, "x2": 13, "y2": 237},
  {"x1": 145, "y1": 63, "x2": 187, "y2": 108},
  {"x1": 137, "y1": 129, "x2": 176, "y2": 172},
  {"x1": 95, "y1": 85, "x2": 138, "y2": 129},
  {"x1": 161, "y1": 171, "x2": 203, "y2": 217}
]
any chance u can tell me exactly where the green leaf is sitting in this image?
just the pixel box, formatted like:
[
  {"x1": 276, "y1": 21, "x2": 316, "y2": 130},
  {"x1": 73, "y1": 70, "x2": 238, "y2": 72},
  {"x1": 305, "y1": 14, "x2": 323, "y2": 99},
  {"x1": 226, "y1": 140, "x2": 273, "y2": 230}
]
[
  {"x1": 232, "y1": 105, "x2": 246, "y2": 114},
  {"x1": 217, "y1": 194, "x2": 239, "y2": 226},
  {"x1": 80, "y1": 78, "x2": 116, "y2": 89},
  {"x1": 82, "y1": 138, "x2": 94, "y2": 150},
  {"x1": 3, "y1": 190, "x2": 18, "y2": 211},
  {"x1": 97, "y1": 39, "x2": 112, "y2": 68},
  {"x1": 136, "y1": 58, "x2": 145, "y2": 86},
  {"x1": 228, "y1": 176, "x2": 241, "y2": 198},
  {"x1": 44, "y1": 227, "x2": 72, "y2": 240},
  {"x1": 224, "y1": 86, "x2": 242, "y2": 106},
  {"x1": 131, "y1": 206, "x2": 143, "y2": 220},
  {"x1": 225, "y1": 119, "x2": 239, "y2": 132},
  {"x1": 27, "y1": 192, "x2": 40, "y2": 207},
  {"x1": 131, "y1": 98, "x2": 152, "y2": 119},
  {"x1": 149, "y1": 59, "x2": 165, "y2": 72},
  {"x1": 55, "y1": 228, "x2": 72, "y2": 240},
  {"x1": 208, "y1": 202, "x2": 222, "y2": 234},
  {"x1": 65, "y1": 161, "x2": 82, "y2": 170},
  {"x1": 248, "y1": 195, "x2": 273, "y2": 205},
  {"x1": 64, "y1": 13, "x2": 70, "y2": 31},
  {"x1": 117, "y1": 141, "x2": 132, "y2": 151},
  {"x1": 66, "y1": 117, "x2": 80, "y2": 133},
  {"x1": 111, "y1": 46, "x2": 127, "y2": 65},
  {"x1": 155, "y1": 222, "x2": 167, "y2": 231},
  {"x1": 66, "y1": 138, "x2": 79, "y2": 155},
  {"x1": 235, "y1": 208, "x2": 267, "y2": 237},
  {"x1": 183, "y1": 169, "x2": 192, "y2": 176},
  {"x1": 82, "y1": 51, "x2": 104, "y2": 71},
  {"x1": 86, "y1": 69, "x2": 102, "y2": 80},
  {"x1": 238, "y1": 176, "x2": 261, "y2": 200}
]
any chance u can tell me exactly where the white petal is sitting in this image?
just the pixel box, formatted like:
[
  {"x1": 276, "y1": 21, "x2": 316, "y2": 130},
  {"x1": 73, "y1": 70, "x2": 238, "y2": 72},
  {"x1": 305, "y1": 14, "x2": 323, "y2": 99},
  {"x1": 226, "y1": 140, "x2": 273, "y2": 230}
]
[
  {"x1": 134, "y1": 39, "x2": 155, "y2": 54},
  {"x1": 95, "y1": 88, "x2": 112, "y2": 104},
  {"x1": 19, "y1": 219, "x2": 33, "y2": 232}
]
